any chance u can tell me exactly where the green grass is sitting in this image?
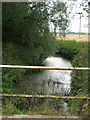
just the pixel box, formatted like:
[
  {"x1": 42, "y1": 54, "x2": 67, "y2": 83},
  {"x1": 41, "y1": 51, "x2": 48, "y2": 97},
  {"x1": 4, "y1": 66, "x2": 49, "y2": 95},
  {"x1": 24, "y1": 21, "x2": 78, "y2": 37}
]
[
  {"x1": 2, "y1": 42, "x2": 45, "y2": 94},
  {"x1": 56, "y1": 40, "x2": 87, "y2": 59},
  {"x1": 56, "y1": 40, "x2": 89, "y2": 116},
  {"x1": 2, "y1": 97, "x2": 63, "y2": 115}
]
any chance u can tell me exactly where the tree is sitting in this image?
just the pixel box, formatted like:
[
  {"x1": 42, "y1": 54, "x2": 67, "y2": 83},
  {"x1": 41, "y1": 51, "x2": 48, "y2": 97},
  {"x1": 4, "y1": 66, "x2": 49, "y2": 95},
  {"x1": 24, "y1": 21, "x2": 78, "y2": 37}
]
[
  {"x1": 49, "y1": 1, "x2": 69, "y2": 36},
  {"x1": 2, "y1": 2, "x2": 69, "y2": 64}
]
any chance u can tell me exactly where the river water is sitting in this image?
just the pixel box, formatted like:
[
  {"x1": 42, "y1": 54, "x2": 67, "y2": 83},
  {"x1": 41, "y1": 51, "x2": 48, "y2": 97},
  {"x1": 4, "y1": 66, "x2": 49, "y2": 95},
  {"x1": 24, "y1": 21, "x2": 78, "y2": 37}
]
[
  {"x1": 14, "y1": 55, "x2": 72, "y2": 96},
  {"x1": 14, "y1": 55, "x2": 72, "y2": 114}
]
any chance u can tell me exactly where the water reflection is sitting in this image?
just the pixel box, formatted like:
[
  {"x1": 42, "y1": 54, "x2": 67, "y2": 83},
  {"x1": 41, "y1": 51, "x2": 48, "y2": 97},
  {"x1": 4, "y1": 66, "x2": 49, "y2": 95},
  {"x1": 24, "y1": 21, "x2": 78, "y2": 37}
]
[{"x1": 14, "y1": 55, "x2": 72, "y2": 96}]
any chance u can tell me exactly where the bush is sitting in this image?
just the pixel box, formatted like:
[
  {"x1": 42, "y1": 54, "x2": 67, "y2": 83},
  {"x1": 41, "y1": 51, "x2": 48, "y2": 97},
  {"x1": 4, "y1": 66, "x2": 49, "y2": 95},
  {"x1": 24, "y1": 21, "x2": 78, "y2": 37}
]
[{"x1": 56, "y1": 40, "x2": 86, "y2": 59}]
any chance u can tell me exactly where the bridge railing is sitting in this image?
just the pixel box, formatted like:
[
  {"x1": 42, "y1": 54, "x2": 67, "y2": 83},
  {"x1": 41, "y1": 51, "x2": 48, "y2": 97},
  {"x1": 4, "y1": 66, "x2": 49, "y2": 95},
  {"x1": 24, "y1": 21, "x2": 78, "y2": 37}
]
[{"x1": 0, "y1": 65, "x2": 90, "y2": 99}]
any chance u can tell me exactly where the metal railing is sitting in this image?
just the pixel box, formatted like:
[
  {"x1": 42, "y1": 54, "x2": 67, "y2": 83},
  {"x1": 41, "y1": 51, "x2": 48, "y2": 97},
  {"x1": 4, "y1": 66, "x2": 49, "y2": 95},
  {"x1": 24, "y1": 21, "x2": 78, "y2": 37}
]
[
  {"x1": 0, "y1": 65, "x2": 90, "y2": 99},
  {"x1": 0, "y1": 65, "x2": 90, "y2": 70},
  {"x1": 0, "y1": 94, "x2": 90, "y2": 99}
]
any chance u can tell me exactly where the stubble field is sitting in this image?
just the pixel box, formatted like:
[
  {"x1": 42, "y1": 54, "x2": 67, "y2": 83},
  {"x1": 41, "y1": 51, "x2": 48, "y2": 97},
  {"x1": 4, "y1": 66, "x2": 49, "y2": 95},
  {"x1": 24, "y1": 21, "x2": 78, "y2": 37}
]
[{"x1": 56, "y1": 34, "x2": 89, "y2": 42}]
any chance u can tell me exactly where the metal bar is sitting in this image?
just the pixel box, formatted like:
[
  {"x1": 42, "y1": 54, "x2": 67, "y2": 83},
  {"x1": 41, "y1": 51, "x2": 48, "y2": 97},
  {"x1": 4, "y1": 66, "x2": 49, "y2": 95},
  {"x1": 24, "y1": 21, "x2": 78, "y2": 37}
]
[
  {"x1": 0, "y1": 94, "x2": 90, "y2": 99},
  {"x1": 0, "y1": 65, "x2": 90, "y2": 70}
]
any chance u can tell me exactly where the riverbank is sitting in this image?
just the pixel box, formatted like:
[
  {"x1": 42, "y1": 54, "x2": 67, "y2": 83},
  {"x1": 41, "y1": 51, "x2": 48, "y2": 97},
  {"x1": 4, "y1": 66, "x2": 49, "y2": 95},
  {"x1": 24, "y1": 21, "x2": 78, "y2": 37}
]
[
  {"x1": 2, "y1": 42, "x2": 60, "y2": 115},
  {"x1": 2, "y1": 42, "x2": 40, "y2": 94},
  {"x1": 56, "y1": 40, "x2": 88, "y2": 116}
]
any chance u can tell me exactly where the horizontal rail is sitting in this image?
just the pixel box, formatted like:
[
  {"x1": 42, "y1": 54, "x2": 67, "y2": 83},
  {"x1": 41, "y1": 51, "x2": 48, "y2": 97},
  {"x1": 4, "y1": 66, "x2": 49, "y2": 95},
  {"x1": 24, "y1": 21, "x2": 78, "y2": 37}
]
[
  {"x1": 0, "y1": 94, "x2": 90, "y2": 99},
  {"x1": 0, "y1": 65, "x2": 90, "y2": 70}
]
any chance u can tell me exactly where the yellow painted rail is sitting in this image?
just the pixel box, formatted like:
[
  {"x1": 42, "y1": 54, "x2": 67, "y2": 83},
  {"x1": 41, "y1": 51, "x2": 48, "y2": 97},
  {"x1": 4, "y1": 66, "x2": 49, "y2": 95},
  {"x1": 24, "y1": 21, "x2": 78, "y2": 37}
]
[
  {"x1": 0, "y1": 94, "x2": 90, "y2": 99},
  {"x1": 0, "y1": 65, "x2": 90, "y2": 71}
]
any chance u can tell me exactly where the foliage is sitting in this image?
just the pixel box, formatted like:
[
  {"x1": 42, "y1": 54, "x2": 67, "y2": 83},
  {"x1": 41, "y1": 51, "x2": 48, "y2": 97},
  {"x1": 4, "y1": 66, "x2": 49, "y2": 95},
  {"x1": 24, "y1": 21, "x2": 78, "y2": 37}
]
[
  {"x1": 2, "y1": 2, "x2": 56, "y2": 57},
  {"x1": 56, "y1": 40, "x2": 88, "y2": 116},
  {"x1": 2, "y1": 2, "x2": 69, "y2": 45},
  {"x1": 2, "y1": 42, "x2": 44, "y2": 93},
  {"x1": 56, "y1": 40, "x2": 81, "y2": 59},
  {"x1": 49, "y1": 1, "x2": 69, "y2": 35},
  {"x1": 3, "y1": 97, "x2": 61, "y2": 115},
  {"x1": 68, "y1": 43, "x2": 88, "y2": 116}
]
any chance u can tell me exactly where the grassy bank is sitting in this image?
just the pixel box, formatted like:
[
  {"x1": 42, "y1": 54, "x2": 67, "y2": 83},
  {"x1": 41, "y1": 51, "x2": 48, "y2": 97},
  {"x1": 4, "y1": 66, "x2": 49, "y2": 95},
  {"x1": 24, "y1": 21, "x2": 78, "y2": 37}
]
[
  {"x1": 2, "y1": 42, "x2": 44, "y2": 94},
  {"x1": 2, "y1": 40, "x2": 89, "y2": 116},
  {"x1": 2, "y1": 42, "x2": 59, "y2": 115},
  {"x1": 56, "y1": 40, "x2": 89, "y2": 116}
]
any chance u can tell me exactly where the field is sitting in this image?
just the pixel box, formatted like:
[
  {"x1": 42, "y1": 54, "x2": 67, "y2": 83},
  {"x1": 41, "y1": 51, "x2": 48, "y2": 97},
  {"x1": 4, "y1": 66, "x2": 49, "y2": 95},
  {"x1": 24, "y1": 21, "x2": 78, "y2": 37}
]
[{"x1": 56, "y1": 34, "x2": 89, "y2": 41}]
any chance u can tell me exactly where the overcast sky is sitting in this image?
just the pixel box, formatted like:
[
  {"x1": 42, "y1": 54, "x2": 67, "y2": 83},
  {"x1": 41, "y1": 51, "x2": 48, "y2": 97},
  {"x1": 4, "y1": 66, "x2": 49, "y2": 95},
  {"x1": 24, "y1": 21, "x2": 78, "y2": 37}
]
[{"x1": 67, "y1": 0, "x2": 88, "y2": 33}]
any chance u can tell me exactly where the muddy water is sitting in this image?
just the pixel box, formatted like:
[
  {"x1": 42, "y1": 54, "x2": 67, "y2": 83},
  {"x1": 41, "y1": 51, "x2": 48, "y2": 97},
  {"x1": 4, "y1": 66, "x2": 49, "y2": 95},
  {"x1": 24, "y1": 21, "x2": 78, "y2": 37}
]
[{"x1": 14, "y1": 55, "x2": 72, "y2": 96}]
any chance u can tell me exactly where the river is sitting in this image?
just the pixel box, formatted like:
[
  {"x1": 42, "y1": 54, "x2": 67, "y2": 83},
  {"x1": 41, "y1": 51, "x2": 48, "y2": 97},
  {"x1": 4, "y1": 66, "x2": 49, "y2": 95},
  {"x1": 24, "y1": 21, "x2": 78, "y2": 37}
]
[
  {"x1": 14, "y1": 55, "x2": 72, "y2": 97},
  {"x1": 14, "y1": 55, "x2": 72, "y2": 114}
]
